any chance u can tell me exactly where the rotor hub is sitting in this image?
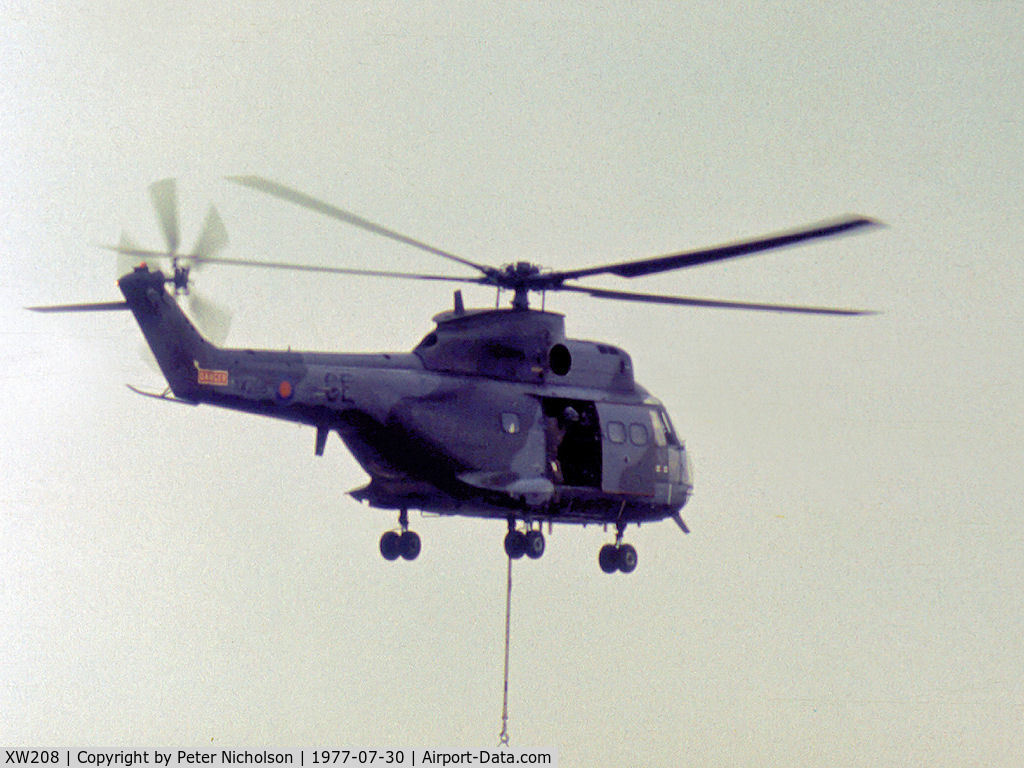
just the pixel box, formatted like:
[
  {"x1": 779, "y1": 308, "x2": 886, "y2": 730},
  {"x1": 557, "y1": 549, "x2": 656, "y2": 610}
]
[
  {"x1": 496, "y1": 262, "x2": 545, "y2": 309},
  {"x1": 170, "y1": 258, "x2": 191, "y2": 294},
  {"x1": 503, "y1": 261, "x2": 541, "y2": 280}
]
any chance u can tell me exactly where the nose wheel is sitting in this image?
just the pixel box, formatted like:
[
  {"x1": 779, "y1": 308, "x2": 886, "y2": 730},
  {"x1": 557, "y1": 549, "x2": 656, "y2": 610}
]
[
  {"x1": 598, "y1": 522, "x2": 638, "y2": 574},
  {"x1": 598, "y1": 543, "x2": 637, "y2": 573},
  {"x1": 380, "y1": 509, "x2": 420, "y2": 561}
]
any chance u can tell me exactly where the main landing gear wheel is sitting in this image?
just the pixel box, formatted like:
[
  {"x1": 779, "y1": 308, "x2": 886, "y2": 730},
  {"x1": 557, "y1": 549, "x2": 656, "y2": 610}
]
[
  {"x1": 598, "y1": 544, "x2": 619, "y2": 573},
  {"x1": 504, "y1": 521, "x2": 545, "y2": 560},
  {"x1": 380, "y1": 509, "x2": 420, "y2": 562},
  {"x1": 504, "y1": 530, "x2": 527, "y2": 559},
  {"x1": 524, "y1": 529, "x2": 545, "y2": 559}
]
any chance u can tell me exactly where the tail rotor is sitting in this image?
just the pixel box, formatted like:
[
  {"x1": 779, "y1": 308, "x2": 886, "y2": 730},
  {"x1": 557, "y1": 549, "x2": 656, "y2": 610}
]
[
  {"x1": 108, "y1": 178, "x2": 233, "y2": 345},
  {"x1": 187, "y1": 290, "x2": 232, "y2": 346}
]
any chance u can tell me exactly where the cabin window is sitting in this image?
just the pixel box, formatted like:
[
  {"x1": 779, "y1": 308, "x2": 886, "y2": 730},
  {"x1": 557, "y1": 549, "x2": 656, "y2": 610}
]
[
  {"x1": 629, "y1": 423, "x2": 649, "y2": 446},
  {"x1": 607, "y1": 421, "x2": 626, "y2": 444},
  {"x1": 501, "y1": 412, "x2": 521, "y2": 435}
]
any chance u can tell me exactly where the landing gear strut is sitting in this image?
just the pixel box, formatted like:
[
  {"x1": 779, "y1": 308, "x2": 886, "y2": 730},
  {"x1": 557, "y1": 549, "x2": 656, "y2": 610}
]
[
  {"x1": 504, "y1": 518, "x2": 545, "y2": 560},
  {"x1": 598, "y1": 521, "x2": 637, "y2": 574},
  {"x1": 380, "y1": 508, "x2": 420, "y2": 561}
]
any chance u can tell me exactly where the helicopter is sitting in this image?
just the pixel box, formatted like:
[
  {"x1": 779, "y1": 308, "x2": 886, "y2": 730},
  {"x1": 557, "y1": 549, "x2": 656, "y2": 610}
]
[{"x1": 30, "y1": 177, "x2": 877, "y2": 573}]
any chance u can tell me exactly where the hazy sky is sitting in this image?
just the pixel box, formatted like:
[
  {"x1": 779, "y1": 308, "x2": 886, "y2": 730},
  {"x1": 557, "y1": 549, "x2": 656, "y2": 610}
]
[{"x1": 3, "y1": 3, "x2": 1022, "y2": 766}]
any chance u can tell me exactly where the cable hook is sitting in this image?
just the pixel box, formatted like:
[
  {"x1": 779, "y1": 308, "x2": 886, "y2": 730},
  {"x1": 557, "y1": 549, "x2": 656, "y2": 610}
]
[{"x1": 498, "y1": 554, "x2": 513, "y2": 746}]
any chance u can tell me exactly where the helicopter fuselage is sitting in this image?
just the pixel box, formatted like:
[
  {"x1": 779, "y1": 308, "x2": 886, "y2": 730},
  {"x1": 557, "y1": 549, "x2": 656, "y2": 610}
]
[
  {"x1": 120, "y1": 265, "x2": 693, "y2": 530},
  {"x1": 30, "y1": 176, "x2": 878, "y2": 570}
]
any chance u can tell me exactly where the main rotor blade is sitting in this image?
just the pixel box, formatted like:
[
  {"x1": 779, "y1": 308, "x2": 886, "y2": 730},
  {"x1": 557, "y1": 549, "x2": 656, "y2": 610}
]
[
  {"x1": 188, "y1": 253, "x2": 487, "y2": 284},
  {"x1": 559, "y1": 284, "x2": 874, "y2": 315},
  {"x1": 149, "y1": 178, "x2": 180, "y2": 254},
  {"x1": 27, "y1": 301, "x2": 130, "y2": 312},
  {"x1": 227, "y1": 175, "x2": 494, "y2": 275},
  {"x1": 547, "y1": 215, "x2": 879, "y2": 285},
  {"x1": 100, "y1": 246, "x2": 475, "y2": 285}
]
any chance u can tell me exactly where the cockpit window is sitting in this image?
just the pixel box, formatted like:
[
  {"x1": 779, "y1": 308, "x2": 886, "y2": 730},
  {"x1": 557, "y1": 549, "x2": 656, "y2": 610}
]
[
  {"x1": 655, "y1": 408, "x2": 679, "y2": 446},
  {"x1": 648, "y1": 410, "x2": 667, "y2": 447}
]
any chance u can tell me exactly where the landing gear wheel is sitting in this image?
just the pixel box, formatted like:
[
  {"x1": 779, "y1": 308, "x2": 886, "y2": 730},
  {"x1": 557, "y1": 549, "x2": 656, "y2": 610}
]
[
  {"x1": 504, "y1": 530, "x2": 527, "y2": 559},
  {"x1": 599, "y1": 544, "x2": 619, "y2": 574},
  {"x1": 617, "y1": 543, "x2": 638, "y2": 573},
  {"x1": 524, "y1": 530, "x2": 545, "y2": 559},
  {"x1": 399, "y1": 530, "x2": 421, "y2": 561},
  {"x1": 380, "y1": 531, "x2": 401, "y2": 561}
]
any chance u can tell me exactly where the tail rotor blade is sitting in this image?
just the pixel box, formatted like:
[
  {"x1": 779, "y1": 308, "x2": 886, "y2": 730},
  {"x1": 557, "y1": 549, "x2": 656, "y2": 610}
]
[
  {"x1": 149, "y1": 178, "x2": 180, "y2": 254},
  {"x1": 191, "y1": 204, "x2": 229, "y2": 268},
  {"x1": 187, "y1": 290, "x2": 232, "y2": 346},
  {"x1": 116, "y1": 231, "x2": 143, "y2": 276}
]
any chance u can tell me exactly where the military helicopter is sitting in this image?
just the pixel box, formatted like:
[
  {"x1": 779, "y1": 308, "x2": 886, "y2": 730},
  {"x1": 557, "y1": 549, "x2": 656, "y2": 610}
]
[{"x1": 30, "y1": 177, "x2": 876, "y2": 573}]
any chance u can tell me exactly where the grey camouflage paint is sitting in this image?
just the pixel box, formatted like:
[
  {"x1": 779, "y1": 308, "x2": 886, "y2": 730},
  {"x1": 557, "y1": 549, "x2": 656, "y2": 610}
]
[{"x1": 120, "y1": 265, "x2": 693, "y2": 529}]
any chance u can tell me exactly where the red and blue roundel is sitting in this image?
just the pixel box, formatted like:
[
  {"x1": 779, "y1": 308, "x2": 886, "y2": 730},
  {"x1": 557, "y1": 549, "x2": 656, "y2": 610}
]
[{"x1": 276, "y1": 380, "x2": 294, "y2": 401}]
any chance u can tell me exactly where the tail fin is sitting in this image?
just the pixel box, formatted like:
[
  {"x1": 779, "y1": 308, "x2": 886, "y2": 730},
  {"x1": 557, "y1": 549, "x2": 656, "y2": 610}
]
[{"x1": 119, "y1": 266, "x2": 215, "y2": 401}]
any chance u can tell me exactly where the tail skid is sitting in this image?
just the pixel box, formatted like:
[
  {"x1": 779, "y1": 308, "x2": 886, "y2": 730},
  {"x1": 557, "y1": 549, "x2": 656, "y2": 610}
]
[{"x1": 125, "y1": 383, "x2": 197, "y2": 405}]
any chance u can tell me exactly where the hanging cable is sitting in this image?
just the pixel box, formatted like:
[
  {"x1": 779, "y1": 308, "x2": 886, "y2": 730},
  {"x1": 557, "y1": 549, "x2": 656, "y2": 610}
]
[{"x1": 498, "y1": 554, "x2": 513, "y2": 746}]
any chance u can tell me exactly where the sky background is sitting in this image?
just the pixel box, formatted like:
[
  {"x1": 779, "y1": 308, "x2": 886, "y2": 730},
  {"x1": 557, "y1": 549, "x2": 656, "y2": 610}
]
[{"x1": 2, "y1": 2, "x2": 1022, "y2": 765}]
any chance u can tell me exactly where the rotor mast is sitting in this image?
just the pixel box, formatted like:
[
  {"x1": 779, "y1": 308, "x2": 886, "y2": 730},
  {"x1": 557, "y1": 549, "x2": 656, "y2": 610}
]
[{"x1": 503, "y1": 261, "x2": 543, "y2": 310}]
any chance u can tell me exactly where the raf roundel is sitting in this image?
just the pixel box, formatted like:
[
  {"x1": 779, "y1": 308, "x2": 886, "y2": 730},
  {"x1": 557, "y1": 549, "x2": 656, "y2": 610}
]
[{"x1": 277, "y1": 380, "x2": 293, "y2": 400}]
